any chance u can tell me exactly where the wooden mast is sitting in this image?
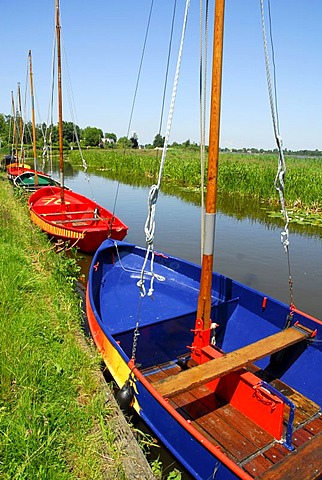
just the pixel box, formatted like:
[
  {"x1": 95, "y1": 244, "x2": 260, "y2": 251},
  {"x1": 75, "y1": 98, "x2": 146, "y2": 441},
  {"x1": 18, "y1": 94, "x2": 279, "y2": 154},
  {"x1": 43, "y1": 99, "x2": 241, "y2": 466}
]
[
  {"x1": 17, "y1": 83, "x2": 24, "y2": 168},
  {"x1": 28, "y1": 51, "x2": 38, "y2": 185},
  {"x1": 195, "y1": 0, "x2": 225, "y2": 336},
  {"x1": 55, "y1": 0, "x2": 64, "y2": 203},
  {"x1": 11, "y1": 92, "x2": 18, "y2": 162}
]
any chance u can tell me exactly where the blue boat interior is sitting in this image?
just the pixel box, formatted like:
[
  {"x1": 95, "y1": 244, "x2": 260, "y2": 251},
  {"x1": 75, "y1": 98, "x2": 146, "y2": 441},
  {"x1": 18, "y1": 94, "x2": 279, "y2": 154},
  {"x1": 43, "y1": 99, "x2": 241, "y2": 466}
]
[{"x1": 92, "y1": 241, "x2": 322, "y2": 405}]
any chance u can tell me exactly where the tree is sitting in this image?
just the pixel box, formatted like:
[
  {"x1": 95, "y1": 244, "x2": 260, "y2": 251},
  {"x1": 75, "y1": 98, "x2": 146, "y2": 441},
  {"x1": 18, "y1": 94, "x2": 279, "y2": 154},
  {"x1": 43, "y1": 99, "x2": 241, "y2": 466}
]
[
  {"x1": 153, "y1": 133, "x2": 164, "y2": 148},
  {"x1": 83, "y1": 126, "x2": 103, "y2": 147},
  {"x1": 62, "y1": 121, "x2": 81, "y2": 144},
  {"x1": 117, "y1": 136, "x2": 131, "y2": 148}
]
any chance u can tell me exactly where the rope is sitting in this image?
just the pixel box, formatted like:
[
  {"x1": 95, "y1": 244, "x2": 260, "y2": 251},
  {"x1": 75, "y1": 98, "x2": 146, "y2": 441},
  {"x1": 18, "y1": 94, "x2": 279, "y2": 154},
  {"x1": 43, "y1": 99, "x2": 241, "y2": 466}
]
[
  {"x1": 260, "y1": 0, "x2": 295, "y2": 307},
  {"x1": 130, "y1": 1, "x2": 191, "y2": 365},
  {"x1": 137, "y1": 0, "x2": 191, "y2": 300},
  {"x1": 158, "y1": 0, "x2": 177, "y2": 137}
]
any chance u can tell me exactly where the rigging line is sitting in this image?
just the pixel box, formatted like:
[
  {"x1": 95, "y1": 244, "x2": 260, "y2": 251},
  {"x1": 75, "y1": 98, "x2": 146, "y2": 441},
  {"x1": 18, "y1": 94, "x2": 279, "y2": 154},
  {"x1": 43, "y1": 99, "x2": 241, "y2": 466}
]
[
  {"x1": 126, "y1": 0, "x2": 154, "y2": 140},
  {"x1": 45, "y1": 35, "x2": 57, "y2": 174},
  {"x1": 267, "y1": 0, "x2": 280, "y2": 134},
  {"x1": 138, "y1": 0, "x2": 191, "y2": 300},
  {"x1": 61, "y1": 44, "x2": 89, "y2": 176},
  {"x1": 260, "y1": 0, "x2": 295, "y2": 307},
  {"x1": 158, "y1": 0, "x2": 177, "y2": 136},
  {"x1": 199, "y1": 0, "x2": 209, "y2": 260},
  {"x1": 114, "y1": 0, "x2": 155, "y2": 221}
]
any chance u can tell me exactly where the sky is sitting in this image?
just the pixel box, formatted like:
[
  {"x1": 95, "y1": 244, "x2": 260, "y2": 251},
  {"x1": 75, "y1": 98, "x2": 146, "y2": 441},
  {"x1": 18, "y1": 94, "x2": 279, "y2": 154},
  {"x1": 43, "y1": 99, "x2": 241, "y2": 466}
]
[{"x1": 1, "y1": 0, "x2": 322, "y2": 151}]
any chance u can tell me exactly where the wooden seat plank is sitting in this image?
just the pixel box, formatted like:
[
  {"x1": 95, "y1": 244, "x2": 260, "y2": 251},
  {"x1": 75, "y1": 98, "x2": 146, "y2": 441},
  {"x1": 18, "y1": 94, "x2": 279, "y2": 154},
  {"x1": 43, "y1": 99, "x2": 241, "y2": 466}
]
[
  {"x1": 52, "y1": 217, "x2": 110, "y2": 224},
  {"x1": 243, "y1": 454, "x2": 274, "y2": 478},
  {"x1": 257, "y1": 430, "x2": 322, "y2": 480},
  {"x1": 40, "y1": 209, "x2": 92, "y2": 216},
  {"x1": 154, "y1": 326, "x2": 312, "y2": 398}
]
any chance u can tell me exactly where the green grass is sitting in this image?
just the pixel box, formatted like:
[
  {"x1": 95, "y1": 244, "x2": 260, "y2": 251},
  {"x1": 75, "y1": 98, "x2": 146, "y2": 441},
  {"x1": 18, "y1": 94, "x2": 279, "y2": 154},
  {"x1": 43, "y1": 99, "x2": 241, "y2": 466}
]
[
  {"x1": 67, "y1": 148, "x2": 322, "y2": 210},
  {"x1": 0, "y1": 176, "x2": 126, "y2": 479}
]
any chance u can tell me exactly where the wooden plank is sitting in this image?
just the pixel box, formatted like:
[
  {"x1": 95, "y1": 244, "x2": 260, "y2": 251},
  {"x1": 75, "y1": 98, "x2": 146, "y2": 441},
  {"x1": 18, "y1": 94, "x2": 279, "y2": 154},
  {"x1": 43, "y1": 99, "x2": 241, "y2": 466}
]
[
  {"x1": 41, "y1": 210, "x2": 92, "y2": 216},
  {"x1": 257, "y1": 431, "x2": 322, "y2": 480},
  {"x1": 263, "y1": 443, "x2": 291, "y2": 464},
  {"x1": 243, "y1": 455, "x2": 273, "y2": 478},
  {"x1": 154, "y1": 326, "x2": 312, "y2": 398},
  {"x1": 214, "y1": 404, "x2": 274, "y2": 449},
  {"x1": 196, "y1": 411, "x2": 259, "y2": 462},
  {"x1": 52, "y1": 217, "x2": 107, "y2": 224}
]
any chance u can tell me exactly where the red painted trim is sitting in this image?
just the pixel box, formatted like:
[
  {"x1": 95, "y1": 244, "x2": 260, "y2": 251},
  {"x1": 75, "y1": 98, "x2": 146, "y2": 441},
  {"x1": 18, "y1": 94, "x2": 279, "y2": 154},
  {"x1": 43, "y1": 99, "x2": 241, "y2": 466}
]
[{"x1": 291, "y1": 305, "x2": 322, "y2": 325}]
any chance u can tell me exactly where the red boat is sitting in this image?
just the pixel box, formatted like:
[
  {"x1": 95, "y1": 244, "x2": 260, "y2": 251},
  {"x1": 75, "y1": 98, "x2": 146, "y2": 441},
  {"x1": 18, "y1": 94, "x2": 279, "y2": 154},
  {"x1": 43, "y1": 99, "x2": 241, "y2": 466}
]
[
  {"x1": 28, "y1": 186, "x2": 128, "y2": 253},
  {"x1": 7, "y1": 165, "x2": 34, "y2": 181},
  {"x1": 27, "y1": 3, "x2": 128, "y2": 254}
]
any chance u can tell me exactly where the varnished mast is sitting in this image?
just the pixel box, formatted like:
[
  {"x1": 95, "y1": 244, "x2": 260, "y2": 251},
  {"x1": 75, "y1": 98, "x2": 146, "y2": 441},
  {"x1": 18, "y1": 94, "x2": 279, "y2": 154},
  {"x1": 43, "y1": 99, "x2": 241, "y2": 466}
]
[
  {"x1": 17, "y1": 83, "x2": 24, "y2": 167},
  {"x1": 28, "y1": 51, "x2": 38, "y2": 185},
  {"x1": 55, "y1": 0, "x2": 64, "y2": 203},
  {"x1": 196, "y1": 0, "x2": 225, "y2": 335},
  {"x1": 11, "y1": 92, "x2": 18, "y2": 162}
]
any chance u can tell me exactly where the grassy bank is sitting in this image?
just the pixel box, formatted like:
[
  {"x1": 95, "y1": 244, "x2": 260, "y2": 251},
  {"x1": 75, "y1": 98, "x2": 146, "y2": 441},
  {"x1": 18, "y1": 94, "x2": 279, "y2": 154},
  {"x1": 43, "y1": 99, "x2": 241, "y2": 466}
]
[
  {"x1": 68, "y1": 149, "x2": 322, "y2": 210},
  {"x1": 0, "y1": 176, "x2": 155, "y2": 479}
]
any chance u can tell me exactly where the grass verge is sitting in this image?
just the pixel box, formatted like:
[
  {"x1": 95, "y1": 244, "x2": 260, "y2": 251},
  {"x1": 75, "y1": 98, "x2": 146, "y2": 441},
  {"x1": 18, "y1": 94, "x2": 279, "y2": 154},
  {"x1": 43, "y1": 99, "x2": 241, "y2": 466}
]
[{"x1": 0, "y1": 175, "x2": 154, "y2": 480}]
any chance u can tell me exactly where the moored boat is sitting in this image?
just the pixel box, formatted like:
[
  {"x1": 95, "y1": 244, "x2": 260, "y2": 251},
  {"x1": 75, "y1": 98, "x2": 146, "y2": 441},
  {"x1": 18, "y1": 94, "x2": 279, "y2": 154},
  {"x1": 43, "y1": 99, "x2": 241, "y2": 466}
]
[
  {"x1": 86, "y1": 239, "x2": 322, "y2": 479},
  {"x1": 29, "y1": 187, "x2": 128, "y2": 253},
  {"x1": 28, "y1": 0, "x2": 128, "y2": 253},
  {"x1": 86, "y1": 0, "x2": 322, "y2": 478},
  {"x1": 14, "y1": 171, "x2": 61, "y2": 191}
]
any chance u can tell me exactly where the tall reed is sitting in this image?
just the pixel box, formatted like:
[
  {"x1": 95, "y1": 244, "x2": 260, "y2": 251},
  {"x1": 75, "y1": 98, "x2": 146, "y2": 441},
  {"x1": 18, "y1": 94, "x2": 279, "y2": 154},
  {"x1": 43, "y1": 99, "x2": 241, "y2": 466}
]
[{"x1": 68, "y1": 149, "x2": 322, "y2": 209}]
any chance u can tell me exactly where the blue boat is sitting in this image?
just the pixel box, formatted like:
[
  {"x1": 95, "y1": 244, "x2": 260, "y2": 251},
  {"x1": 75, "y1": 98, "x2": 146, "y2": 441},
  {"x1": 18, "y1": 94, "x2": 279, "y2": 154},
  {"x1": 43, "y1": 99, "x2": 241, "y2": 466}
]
[
  {"x1": 86, "y1": 1, "x2": 322, "y2": 478},
  {"x1": 86, "y1": 239, "x2": 322, "y2": 480}
]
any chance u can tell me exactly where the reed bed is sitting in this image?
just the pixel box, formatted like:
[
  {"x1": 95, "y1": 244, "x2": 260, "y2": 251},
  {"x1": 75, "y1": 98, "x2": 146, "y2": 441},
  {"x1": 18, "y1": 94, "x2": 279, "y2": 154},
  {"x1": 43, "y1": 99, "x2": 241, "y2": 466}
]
[{"x1": 68, "y1": 149, "x2": 322, "y2": 209}]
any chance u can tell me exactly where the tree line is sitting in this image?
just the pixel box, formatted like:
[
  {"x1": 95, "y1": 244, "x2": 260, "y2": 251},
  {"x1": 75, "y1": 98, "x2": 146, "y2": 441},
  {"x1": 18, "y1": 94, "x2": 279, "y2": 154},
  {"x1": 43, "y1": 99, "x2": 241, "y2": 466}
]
[{"x1": 1, "y1": 113, "x2": 322, "y2": 156}]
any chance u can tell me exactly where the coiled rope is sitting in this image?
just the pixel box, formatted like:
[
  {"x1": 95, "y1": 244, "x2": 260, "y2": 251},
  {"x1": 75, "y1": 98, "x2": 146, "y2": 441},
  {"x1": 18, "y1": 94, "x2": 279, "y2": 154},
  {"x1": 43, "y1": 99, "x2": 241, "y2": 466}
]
[{"x1": 260, "y1": 0, "x2": 295, "y2": 307}]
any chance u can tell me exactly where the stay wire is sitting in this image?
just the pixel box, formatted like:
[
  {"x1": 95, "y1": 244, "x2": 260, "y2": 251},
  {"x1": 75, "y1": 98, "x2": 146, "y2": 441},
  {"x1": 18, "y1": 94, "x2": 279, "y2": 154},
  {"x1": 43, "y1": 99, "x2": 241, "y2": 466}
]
[
  {"x1": 116, "y1": 0, "x2": 155, "y2": 226},
  {"x1": 260, "y1": 0, "x2": 295, "y2": 308},
  {"x1": 158, "y1": 0, "x2": 177, "y2": 137}
]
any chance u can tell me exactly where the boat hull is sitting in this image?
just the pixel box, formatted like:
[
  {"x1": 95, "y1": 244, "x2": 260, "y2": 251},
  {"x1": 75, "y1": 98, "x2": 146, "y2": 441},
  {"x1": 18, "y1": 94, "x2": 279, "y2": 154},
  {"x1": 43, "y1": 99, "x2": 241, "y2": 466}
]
[
  {"x1": 28, "y1": 187, "x2": 128, "y2": 253},
  {"x1": 7, "y1": 165, "x2": 34, "y2": 180},
  {"x1": 86, "y1": 239, "x2": 322, "y2": 480},
  {"x1": 14, "y1": 171, "x2": 61, "y2": 191}
]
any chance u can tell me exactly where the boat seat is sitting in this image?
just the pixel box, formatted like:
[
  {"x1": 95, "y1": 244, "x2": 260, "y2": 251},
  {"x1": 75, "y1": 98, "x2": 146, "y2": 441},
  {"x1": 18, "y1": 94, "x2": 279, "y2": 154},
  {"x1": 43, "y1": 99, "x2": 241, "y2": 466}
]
[
  {"x1": 51, "y1": 217, "x2": 111, "y2": 224},
  {"x1": 153, "y1": 323, "x2": 314, "y2": 398},
  {"x1": 40, "y1": 209, "x2": 93, "y2": 216}
]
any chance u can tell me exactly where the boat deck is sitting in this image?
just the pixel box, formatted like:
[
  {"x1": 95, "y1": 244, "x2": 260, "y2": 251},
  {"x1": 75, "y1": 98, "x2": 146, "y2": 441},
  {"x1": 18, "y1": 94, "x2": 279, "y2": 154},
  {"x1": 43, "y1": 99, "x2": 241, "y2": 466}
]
[{"x1": 143, "y1": 359, "x2": 322, "y2": 479}]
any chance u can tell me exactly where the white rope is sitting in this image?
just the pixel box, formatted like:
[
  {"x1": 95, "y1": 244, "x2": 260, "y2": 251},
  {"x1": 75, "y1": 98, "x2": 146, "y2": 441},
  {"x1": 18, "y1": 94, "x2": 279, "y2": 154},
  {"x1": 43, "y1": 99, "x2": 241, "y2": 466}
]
[
  {"x1": 260, "y1": 0, "x2": 295, "y2": 307},
  {"x1": 138, "y1": 0, "x2": 191, "y2": 298},
  {"x1": 260, "y1": 0, "x2": 289, "y2": 253}
]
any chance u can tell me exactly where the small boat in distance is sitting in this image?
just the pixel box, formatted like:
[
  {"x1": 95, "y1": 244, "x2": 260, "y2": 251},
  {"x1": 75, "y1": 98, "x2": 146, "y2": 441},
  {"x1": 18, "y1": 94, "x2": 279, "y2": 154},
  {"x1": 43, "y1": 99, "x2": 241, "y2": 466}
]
[
  {"x1": 11, "y1": 51, "x2": 59, "y2": 191},
  {"x1": 28, "y1": 0, "x2": 128, "y2": 253},
  {"x1": 14, "y1": 171, "x2": 61, "y2": 191},
  {"x1": 86, "y1": 1, "x2": 322, "y2": 479}
]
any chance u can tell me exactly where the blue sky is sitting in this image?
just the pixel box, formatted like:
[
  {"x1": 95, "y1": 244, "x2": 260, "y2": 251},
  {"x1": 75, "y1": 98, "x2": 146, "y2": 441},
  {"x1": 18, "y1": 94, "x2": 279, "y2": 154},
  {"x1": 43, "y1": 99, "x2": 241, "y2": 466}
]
[{"x1": 1, "y1": 0, "x2": 321, "y2": 150}]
